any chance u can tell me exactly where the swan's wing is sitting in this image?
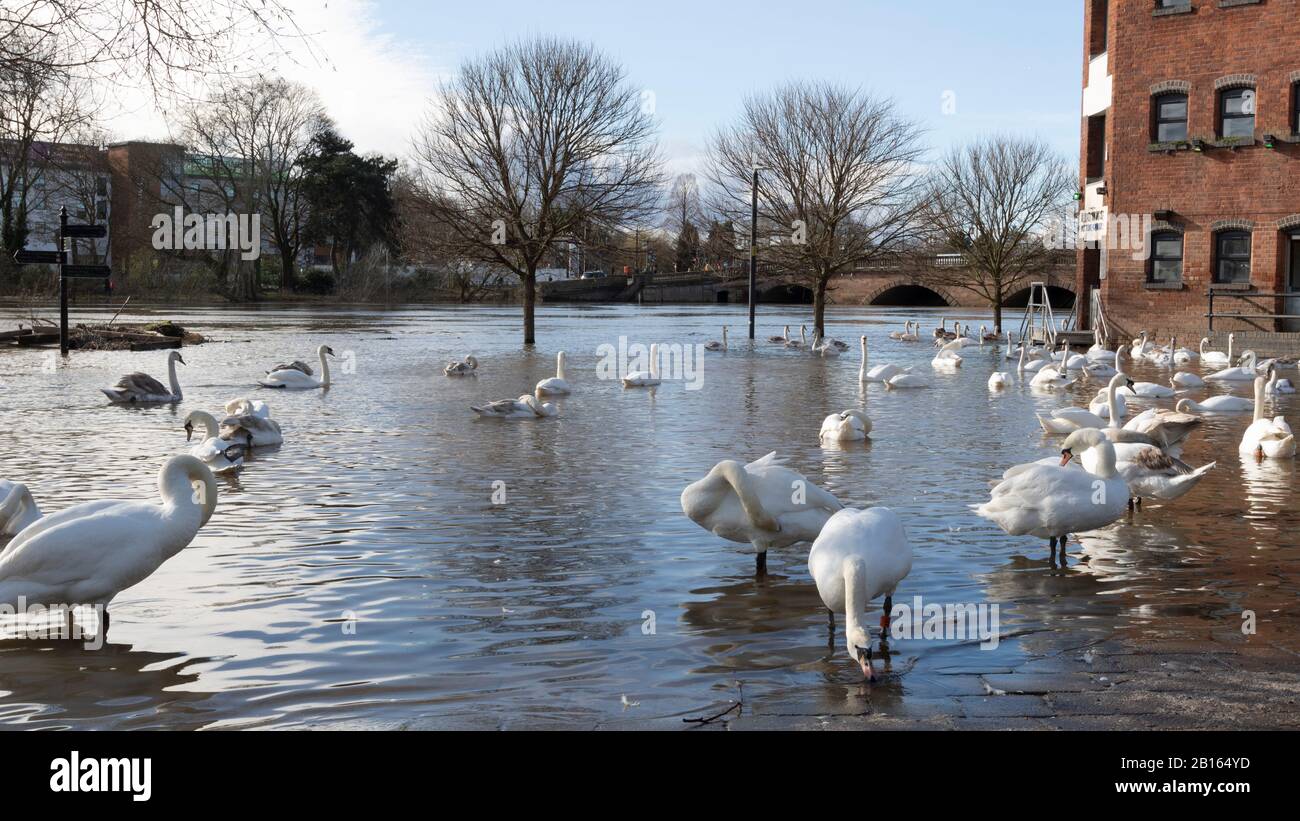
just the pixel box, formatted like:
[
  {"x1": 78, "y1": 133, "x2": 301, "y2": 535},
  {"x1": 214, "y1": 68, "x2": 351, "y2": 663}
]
[
  {"x1": 267, "y1": 360, "x2": 312, "y2": 376},
  {"x1": 745, "y1": 452, "x2": 787, "y2": 470},
  {"x1": 114, "y1": 372, "x2": 167, "y2": 395}
]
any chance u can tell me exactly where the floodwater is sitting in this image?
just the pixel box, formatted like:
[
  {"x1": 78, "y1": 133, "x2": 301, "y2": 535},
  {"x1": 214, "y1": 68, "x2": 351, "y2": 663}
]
[{"x1": 0, "y1": 302, "x2": 1296, "y2": 729}]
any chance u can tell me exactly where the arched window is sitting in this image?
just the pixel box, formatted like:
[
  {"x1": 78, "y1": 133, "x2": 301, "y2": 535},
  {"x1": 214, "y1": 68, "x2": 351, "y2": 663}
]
[
  {"x1": 1149, "y1": 231, "x2": 1183, "y2": 283},
  {"x1": 1219, "y1": 87, "x2": 1256, "y2": 139},
  {"x1": 1215, "y1": 230, "x2": 1252, "y2": 284},
  {"x1": 1153, "y1": 93, "x2": 1188, "y2": 142}
]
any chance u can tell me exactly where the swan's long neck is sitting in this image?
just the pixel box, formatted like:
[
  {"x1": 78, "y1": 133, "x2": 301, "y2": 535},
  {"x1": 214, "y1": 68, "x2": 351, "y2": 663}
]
[
  {"x1": 158, "y1": 457, "x2": 218, "y2": 542},
  {"x1": 556, "y1": 352, "x2": 567, "y2": 381},
  {"x1": 195, "y1": 411, "x2": 219, "y2": 439},
  {"x1": 842, "y1": 558, "x2": 869, "y2": 653},
  {"x1": 1089, "y1": 441, "x2": 1119, "y2": 479},
  {"x1": 0, "y1": 483, "x2": 39, "y2": 535},
  {"x1": 709, "y1": 460, "x2": 777, "y2": 532},
  {"x1": 1254, "y1": 378, "x2": 1265, "y2": 422},
  {"x1": 319, "y1": 348, "x2": 332, "y2": 387},
  {"x1": 1200, "y1": 339, "x2": 1207, "y2": 356},
  {"x1": 1017, "y1": 344, "x2": 1026, "y2": 370},
  {"x1": 859, "y1": 339, "x2": 868, "y2": 379},
  {"x1": 1227, "y1": 335, "x2": 1234, "y2": 361},
  {"x1": 167, "y1": 356, "x2": 182, "y2": 399},
  {"x1": 1108, "y1": 374, "x2": 1122, "y2": 425}
]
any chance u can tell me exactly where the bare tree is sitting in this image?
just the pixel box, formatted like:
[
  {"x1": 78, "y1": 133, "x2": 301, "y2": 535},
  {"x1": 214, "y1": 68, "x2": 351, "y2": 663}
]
[
  {"x1": 915, "y1": 135, "x2": 1074, "y2": 333},
  {"x1": 663, "y1": 173, "x2": 702, "y2": 272},
  {"x1": 411, "y1": 37, "x2": 663, "y2": 344},
  {"x1": 707, "y1": 82, "x2": 927, "y2": 336}
]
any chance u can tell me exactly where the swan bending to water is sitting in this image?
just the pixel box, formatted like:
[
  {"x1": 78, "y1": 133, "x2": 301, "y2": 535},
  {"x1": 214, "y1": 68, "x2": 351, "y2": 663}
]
[
  {"x1": 819, "y1": 409, "x2": 872, "y2": 442},
  {"x1": 219, "y1": 398, "x2": 284, "y2": 447},
  {"x1": 808, "y1": 507, "x2": 912, "y2": 681},
  {"x1": 988, "y1": 371, "x2": 1011, "y2": 390},
  {"x1": 444, "y1": 355, "x2": 479, "y2": 376},
  {"x1": 622, "y1": 344, "x2": 661, "y2": 387},
  {"x1": 931, "y1": 339, "x2": 963, "y2": 368},
  {"x1": 884, "y1": 372, "x2": 929, "y2": 389},
  {"x1": 1240, "y1": 376, "x2": 1296, "y2": 459},
  {"x1": 471, "y1": 394, "x2": 556, "y2": 419},
  {"x1": 260, "y1": 345, "x2": 335, "y2": 389},
  {"x1": 704, "y1": 327, "x2": 728, "y2": 351},
  {"x1": 0, "y1": 480, "x2": 41, "y2": 538},
  {"x1": 183, "y1": 411, "x2": 246, "y2": 474},
  {"x1": 680, "y1": 452, "x2": 842, "y2": 574},
  {"x1": 976, "y1": 429, "x2": 1129, "y2": 563},
  {"x1": 0, "y1": 455, "x2": 217, "y2": 637},
  {"x1": 536, "y1": 351, "x2": 572, "y2": 395},
  {"x1": 1172, "y1": 371, "x2": 1205, "y2": 388},
  {"x1": 100, "y1": 351, "x2": 184, "y2": 403}
]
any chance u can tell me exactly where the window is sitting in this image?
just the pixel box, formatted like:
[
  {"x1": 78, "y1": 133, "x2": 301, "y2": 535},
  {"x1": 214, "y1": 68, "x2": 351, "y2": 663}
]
[
  {"x1": 1150, "y1": 231, "x2": 1183, "y2": 282},
  {"x1": 1293, "y1": 82, "x2": 1300, "y2": 135},
  {"x1": 1154, "y1": 93, "x2": 1188, "y2": 142},
  {"x1": 1215, "y1": 230, "x2": 1252, "y2": 283},
  {"x1": 1157, "y1": 0, "x2": 1190, "y2": 8},
  {"x1": 1220, "y1": 87, "x2": 1256, "y2": 139}
]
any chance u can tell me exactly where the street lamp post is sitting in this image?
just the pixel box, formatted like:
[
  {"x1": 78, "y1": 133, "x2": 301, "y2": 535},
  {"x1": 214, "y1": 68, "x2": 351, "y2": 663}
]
[{"x1": 748, "y1": 167, "x2": 758, "y2": 340}]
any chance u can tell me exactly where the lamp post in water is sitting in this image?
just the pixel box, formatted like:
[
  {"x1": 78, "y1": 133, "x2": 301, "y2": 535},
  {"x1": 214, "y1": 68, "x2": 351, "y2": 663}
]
[{"x1": 748, "y1": 165, "x2": 759, "y2": 340}]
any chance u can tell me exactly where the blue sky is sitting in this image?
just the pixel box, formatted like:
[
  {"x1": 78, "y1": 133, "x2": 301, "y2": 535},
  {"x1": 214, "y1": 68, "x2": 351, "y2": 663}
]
[{"x1": 367, "y1": 0, "x2": 1084, "y2": 171}]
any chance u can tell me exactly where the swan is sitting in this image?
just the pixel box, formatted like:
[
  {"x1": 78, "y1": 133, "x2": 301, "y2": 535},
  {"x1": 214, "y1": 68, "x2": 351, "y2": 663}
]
[
  {"x1": 1089, "y1": 372, "x2": 1132, "y2": 418},
  {"x1": 219, "y1": 398, "x2": 283, "y2": 447},
  {"x1": 819, "y1": 409, "x2": 872, "y2": 442},
  {"x1": 260, "y1": 345, "x2": 335, "y2": 389},
  {"x1": 100, "y1": 351, "x2": 184, "y2": 403},
  {"x1": 768, "y1": 325, "x2": 790, "y2": 344},
  {"x1": 888, "y1": 322, "x2": 907, "y2": 341},
  {"x1": 1265, "y1": 365, "x2": 1296, "y2": 395},
  {"x1": 535, "y1": 351, "x2": 572, "y2": 395},
  {"x1": 1018, "y1": 345, "x2": 1051, "y2": 374},
  {"x1": 811, "y1": 331, "x2": 841, "y2": 357},
  {"x1": 976, "y1": 429, "x2": 1129, "y2": 562},
  {"x1": 1084, "y1": 360, "x2": 1118, "y2": 379},
  {"x1": 471, "y1": 394, "x2": 557, "y2": 419},
  {"x1": 1101, "y1": 445, "x2": 1216, "y2": 510},
  {"x1": 1037, "y1": 406, "x2": 1108, "y2": 434},
  {"x1": 933, "y1": 318, "x2": 950, "y2": 339},
  {"x1": 622, "y1": 343, "x2": 662, "y2": 387},
  {"x1": 1086, "y1": 334, "x2": 1117, "y2": 362},
  {"x1": 680, "y1": 452, "x2": 843, "y2": 574},
  {"x1": 183, "y1": 411, "x2": 246, "y2": 474},
  {"x1": 704, "y1": 327, "x2": 728, "y2": 352},
  {"x1": 931, "y1": 339, "x2": 963, "y2": 368},
  {"x1": 1179, "y1": 394, "x2": 1253, "y2": 413},
  {"x1": 1030, "y1": 357, "x2": 1075, "y2": 390},
  {"x1": 1121, "y1": 379, "x2": 1176, "y2": 398},
  {"x1": 859, "y1": 336, "x2": 909, "y2": 383},
  {"x1": 884, "y1": 372, "x2": 929, "y2": 389},
  {"x1": 784, "y1": 325, "x2": 808, "y2": 349},
  {"x1": 1147, "y1": 337, "x2": 1176, "y2": 368},
  {"x1": 1173, "y1": 341, "x2": 1198, "y2": 366},
  {"x1": 808, "y1": 507, "x2": 912, "y2": 681},
  {"x1": 1130, "y1": 332, "x2": 1153, "y2": 359},
  {"x1": 1239, "y1": 376, "x2": 1296, "y2": 459},
  {"x1": 899, "y1": 321, "x2": 920, "y2": 343},
  {"x1": 0, "y1": 480, "x2": 41, "y2": 538},
  {"x1": 988, "y1": 371, "x2": 1011, "y2": 390},
  {"x1": 1205, "y1": 350, "x2": 1258, "y2": 382},
  {"x1": 1171, "y1": 371, "x2": 1204, "y2": 388},
  {"x1": 1200, "y1": 335, "x2": 1231, "y2": 368},
  {"x1": 0, "y1": 455, "x2": 217, "y2": 637},
  {"x1": 1124, "y1": 403, "x2": 1203, "y2": 450},
  {"x1": 444, "y1": 355, "x2": 479, "y2": 376}
]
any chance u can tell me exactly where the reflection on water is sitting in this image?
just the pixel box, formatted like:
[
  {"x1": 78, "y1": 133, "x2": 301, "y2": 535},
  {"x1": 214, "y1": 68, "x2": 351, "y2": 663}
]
[{"x1": 0, "y1": 303, "x2": 1297, "y2": 728}]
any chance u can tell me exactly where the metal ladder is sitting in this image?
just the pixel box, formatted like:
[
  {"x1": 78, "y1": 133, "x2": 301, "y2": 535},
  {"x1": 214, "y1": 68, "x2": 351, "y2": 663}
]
[{"x1": 1017, "y1": 282, "x2": 1059, "y2": 347}]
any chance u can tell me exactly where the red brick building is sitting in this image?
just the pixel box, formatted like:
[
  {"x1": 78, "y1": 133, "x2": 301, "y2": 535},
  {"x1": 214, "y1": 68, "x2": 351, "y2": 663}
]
[{"x1": 1077, "y1": 0, "x2": 1300, "y2": 343}]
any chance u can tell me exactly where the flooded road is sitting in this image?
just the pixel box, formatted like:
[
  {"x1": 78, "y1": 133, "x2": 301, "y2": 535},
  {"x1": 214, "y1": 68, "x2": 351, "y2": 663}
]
[{"x1": 0, "y1": 303, "x2": 1296, "y2": 729}]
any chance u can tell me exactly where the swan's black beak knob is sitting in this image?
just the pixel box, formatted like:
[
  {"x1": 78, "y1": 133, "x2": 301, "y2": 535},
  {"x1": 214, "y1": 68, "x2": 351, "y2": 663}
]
[{"x1": 184, "y1": 422, "x2": 194, "y2": 442}]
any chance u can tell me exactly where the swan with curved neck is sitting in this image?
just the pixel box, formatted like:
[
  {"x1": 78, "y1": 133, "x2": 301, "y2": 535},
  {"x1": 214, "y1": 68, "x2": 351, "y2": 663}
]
[
  {"x1": 445, "y1": 355, "x2": 479, "y2": 376},
  {"x1": 260, "y1": 345, "x2": 335, "y2": 389},
  {"x1": 808, "y1": 507, "x2": 912, "y2": 681},
  {"x1": 536, "y1": 351, "x2": 572, "y2": 395},
  {"x1": 0, "y1": 481, "x2": 41, "y2": 539},
  {"x1": 101, "y1": 351, "x2": 185, "y2": 403},
  {"x1": 819, "y1": 409, "x2": 872, "y2": 442},
  {"x1": 0, "y1": 455, "x2": 217, "y2": 636},
  {"x1": 1206, "y1": 349, "x2": 1258, "y2": 382},
  {"x1": 183, "y1": 411, "x2": 245, "y2": 474}
]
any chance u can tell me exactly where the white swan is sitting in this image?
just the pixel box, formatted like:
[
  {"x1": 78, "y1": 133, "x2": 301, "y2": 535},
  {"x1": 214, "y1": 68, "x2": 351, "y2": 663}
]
[
  {"x1": 1089, "y1": 372, "x2": 1131, "y2": 418},
  {"x1": 1205, "y1": 350, "x2": 1258, "y2": 382},
  {"x1": 622, "y1": 343, "x2": 661, "y2": 387},
  {"x1": 1179, "y1": 394, "x2": 1253, "y2": 413},
  {"x1": 1171, "y1": 371, "x2": 1205, "y2": 388},
  {"x1": 884, "y1": 372, "x2": 929, "y2": 389},
  {"x1": 899, "y1": 321, "x2": 920, "y2": 343},
  {"x1": 1122, "y1": 379, "x2": 1176, "y2": 398},
  {"x1": 808, "y1": 507, "x2": 912, "y2": 681},
  {"x1": 1030, "y1": 358, "x2": 1075, "y2": 390},
  {"x1": 1265, "y1": 365, "x2": 1296, "y2": 395},
  {"x1": 768, "y1": 325, "x2": 790, "y2": 344},
  {"x1": 1102, "y1": 445, "x2": 1216, "y2": 509},
  {"x1": 931, "y1": 339, "x2": 963, "y2": 369},
  {"x1": 704, "y1": 327, "x2": 728, "y2": 352},
  {"x1": 819, "y1": 409, "x2": 872, "y2": 442},
  {"x1": 219, "y1": 398, "x2": 284, "y2": 447},
  {"x1": 260, "y1": 345, "x2": 335, "y2": 389},
  {"x1": 1239, "y1": 376, "x2": 1296, "y2": 459},
  {"x1": 811, "y1": 331, "x2": 841, "y2": 357},
  {"x1": 0, "y1": 455, "x2": 217, "y2": 636},
  {"x1": 1130, "y1": 332, "x2": 1154, "y2": 359},
  {"x1": 183, "y1": 411, "x2": 245, "y2": 474},
  {"x1": 859, "y1": 336, "x2": 908, "y2": 383},
  {"x1": 1037, "y1": 406, "x2": 1107, "y2": 434},
  {"x1": 976, "y1": 429, "x2": 1129, "y2": 562},
  {"x1": 681, "y1": 452, "x2": 842, "y2": 574},
  {"x1": 0, "y1": 480, "x2": 41, "y2": 538},
  {"x1": 535, "y1": 351, "x2": 572, "y2": 395},
  {"x1": 784, "y1": 325, "x2": 808, "y2": 349},
  {"x1": 988, "y1": 371, "x2": 1011, "y2": 390},
  {"x1": 444, "y1": 355, "x2": 479, "y2": 376},
  {"x1": 100, "y1": 351, "x2": 184, "y2": 403},
  {"x1": 1200, "y1": 335, "x2": 1231, "y2": 367},
  {"x1": 471, "y1": 394, "x2": 557, "y2": 419}
]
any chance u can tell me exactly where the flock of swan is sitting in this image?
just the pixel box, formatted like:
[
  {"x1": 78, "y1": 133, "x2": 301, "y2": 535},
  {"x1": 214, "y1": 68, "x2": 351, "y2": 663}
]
[
  {"x1": 678, "y1": 322, "x2": 1295, "y2": 679},
  {"x1": 1, "y1": 318, "x2": 1294, "y2": 685},
  {"x1": 0, "y1": 345, "x2": 329, "y2": 637}
]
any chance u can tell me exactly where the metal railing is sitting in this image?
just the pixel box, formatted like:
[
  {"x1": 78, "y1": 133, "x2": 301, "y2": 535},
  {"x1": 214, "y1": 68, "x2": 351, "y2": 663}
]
[{"x1": 1206, "y1": 291, "x2": 1300, "y2": 331}]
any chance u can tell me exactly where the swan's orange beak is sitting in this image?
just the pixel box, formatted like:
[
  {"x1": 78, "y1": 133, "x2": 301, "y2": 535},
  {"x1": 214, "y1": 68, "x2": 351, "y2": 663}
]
[{"x1": 1060, "y1": 449, "x2": 1074, "y2": 467}]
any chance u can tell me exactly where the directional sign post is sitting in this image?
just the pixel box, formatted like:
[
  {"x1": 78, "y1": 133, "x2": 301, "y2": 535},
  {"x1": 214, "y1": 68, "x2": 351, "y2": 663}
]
[{"x1": 10, "y1": 206, "x2": 110, "y2": 355}]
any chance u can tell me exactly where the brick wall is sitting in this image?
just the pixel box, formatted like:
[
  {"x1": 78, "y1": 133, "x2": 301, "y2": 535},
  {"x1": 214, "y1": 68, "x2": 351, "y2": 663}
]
[{"x1": 1079, "y1": 0, "x2": 1300, "y2": 345}]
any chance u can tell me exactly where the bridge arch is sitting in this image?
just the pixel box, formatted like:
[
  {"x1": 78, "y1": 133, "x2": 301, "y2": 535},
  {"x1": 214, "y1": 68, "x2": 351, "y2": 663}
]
[
  {"x1": 864, "y1": 279, "x2": 959, "y2": 307},
  {"x1": 759, "y1": 283, "x2": 814, "y2": 304},
  {"x1": 1003, "y1": 285, "x2": 1075, "y2": 310}
]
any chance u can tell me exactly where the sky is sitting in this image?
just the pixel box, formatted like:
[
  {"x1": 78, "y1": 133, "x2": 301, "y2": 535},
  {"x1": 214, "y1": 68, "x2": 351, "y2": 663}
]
[{"x1": 102, "y1": 0, "x2": 1085, "y2": 173}]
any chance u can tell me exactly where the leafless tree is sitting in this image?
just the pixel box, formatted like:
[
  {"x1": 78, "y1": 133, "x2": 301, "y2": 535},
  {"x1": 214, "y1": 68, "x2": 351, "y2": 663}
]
[
  {"x1": 411, "y1": 37, "x2": 663, "y2": 344},
  {"x1": 0, "y1": 0, "x2": 308, "y2": 94},
  {"x1": 663, "y1": 173, "x2": 703, "y2": 272},
  {"x1": 915, "y1": 135, "x2": 1074, "y2": 333},
  {"x1": 707, "y1": 82, "x2": 928, "y2": 336}
]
